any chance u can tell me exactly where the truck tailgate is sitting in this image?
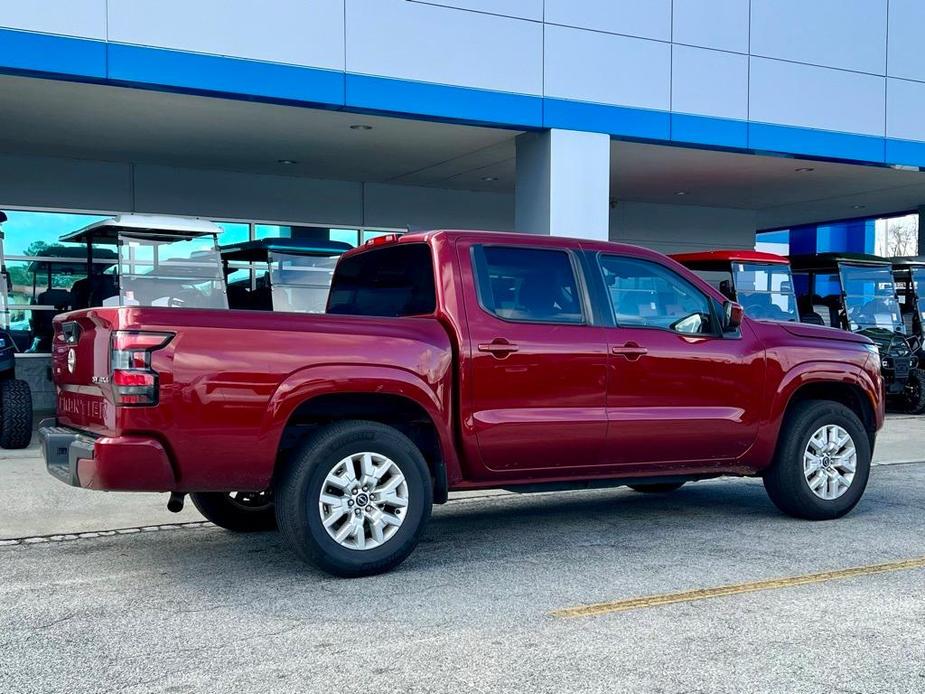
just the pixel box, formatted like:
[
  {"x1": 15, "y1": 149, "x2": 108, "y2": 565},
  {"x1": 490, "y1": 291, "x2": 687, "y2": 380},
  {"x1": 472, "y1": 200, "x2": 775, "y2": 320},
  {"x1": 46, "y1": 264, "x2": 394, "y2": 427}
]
[{"x1": 51, "y1": 311, "x2": 115, "y2": 435}]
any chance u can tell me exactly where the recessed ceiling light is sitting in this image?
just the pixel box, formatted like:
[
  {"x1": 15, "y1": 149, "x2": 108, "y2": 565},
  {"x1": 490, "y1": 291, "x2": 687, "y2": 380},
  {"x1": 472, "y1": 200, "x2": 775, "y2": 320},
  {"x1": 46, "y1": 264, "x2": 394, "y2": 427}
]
[
  {"x1": 349, "y1": 124, "x2": 373, "y2": 131},
  {"x1": 794, "y1": 167, "x2": 815, "y2": 173},
  {"x1": 675, "y1": 191, "x2": 689, "y2": 196},
  {"x1": 277, "y1": 159, "x2": 297, "y2": 165},
  {"x1": 481, "y1": 176, "x2": 499, "y2": 182}
]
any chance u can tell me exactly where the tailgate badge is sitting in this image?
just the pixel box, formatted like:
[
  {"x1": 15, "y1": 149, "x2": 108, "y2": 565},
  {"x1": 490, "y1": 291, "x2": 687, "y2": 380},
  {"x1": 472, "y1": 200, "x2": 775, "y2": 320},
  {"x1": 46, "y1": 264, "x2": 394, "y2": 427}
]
[{"x1": 67, "y1": 348, "x2": 76, "y2": 373}]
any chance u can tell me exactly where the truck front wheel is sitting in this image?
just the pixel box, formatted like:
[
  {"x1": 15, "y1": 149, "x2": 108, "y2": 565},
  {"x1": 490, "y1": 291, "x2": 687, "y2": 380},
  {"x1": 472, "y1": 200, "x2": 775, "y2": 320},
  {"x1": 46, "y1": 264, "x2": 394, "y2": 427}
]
[
  {"x1": 763, "y1": 400, "x2": 871, "y2": 520},
  {"x1": 275, "y1": 420, "x2": 433, "y2": 577},
  {"x1": 189, "y1": 491, "x2": 277, "y2": 532}
]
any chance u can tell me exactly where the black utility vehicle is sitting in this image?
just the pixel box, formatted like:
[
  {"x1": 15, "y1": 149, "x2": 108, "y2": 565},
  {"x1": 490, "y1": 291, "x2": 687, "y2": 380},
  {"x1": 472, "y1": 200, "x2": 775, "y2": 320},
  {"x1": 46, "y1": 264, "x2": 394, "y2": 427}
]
[
  {"x1": 790, "y1": 252, "x2": 925, "y2": 413},
  {"x1": 219, "y1": 238, "x2": 350, "y2": 312},
  {"x1": 0, "y1": 212, "x2": 32, "y2": 448},
  {"x1": 892, "y1": 256, "x2": 925, "y2": 353}
]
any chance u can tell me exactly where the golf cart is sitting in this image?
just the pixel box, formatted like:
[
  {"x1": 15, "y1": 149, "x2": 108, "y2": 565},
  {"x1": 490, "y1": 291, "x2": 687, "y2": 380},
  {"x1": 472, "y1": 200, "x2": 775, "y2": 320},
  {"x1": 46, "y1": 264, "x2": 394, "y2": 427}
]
[
  {"x1": 670, "y1": 250, "x2": 799, "y2": 322},
  {"x1": 891, "y1": 256, "x2": 925, "y2": 356},
  {"x1": 61, "y1": 214, "x2": 229, "y2": 311},
  {"x1": 789, "y1": 252, "x2": 925, "y2": 413},
  {"x1": 0, "y1": 212, "x2": 32, "y2": 448},
  {"x1": 23, "y1": 246, "x2": 118, "y2": 352},
  {"x1": 219, "y1": 237, "x2": 351, "y2": 312}
]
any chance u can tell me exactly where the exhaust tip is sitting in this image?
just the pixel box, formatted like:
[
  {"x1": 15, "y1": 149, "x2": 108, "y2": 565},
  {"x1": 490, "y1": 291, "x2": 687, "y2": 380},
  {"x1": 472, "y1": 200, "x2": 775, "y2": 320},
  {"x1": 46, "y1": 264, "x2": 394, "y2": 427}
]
[{"x1": 166, "y1": 492, "x2": 185, "y2": 513}]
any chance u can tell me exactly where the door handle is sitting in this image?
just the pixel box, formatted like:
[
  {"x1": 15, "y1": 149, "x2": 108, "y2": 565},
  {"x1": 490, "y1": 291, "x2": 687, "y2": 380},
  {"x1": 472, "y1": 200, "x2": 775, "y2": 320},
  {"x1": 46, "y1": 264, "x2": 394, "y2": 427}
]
[
  {"x1": 478, "y1": 339, "x2": 519, "y2": 357},
  {"x1": 611, "y1": 342, "x2": 647, "y2": 361}
]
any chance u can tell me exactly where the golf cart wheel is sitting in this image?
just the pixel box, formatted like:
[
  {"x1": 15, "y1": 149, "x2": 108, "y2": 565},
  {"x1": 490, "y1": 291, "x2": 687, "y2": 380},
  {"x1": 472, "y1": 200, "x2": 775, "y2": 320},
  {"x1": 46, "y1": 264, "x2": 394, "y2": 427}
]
[
  {"x1": 275, "y1": 420, "x2": 432, "y2": 577},
  {"x1": 763, "y1": 400, "x2": 870, "y2": 520},
  {"x1": 901, "y1": 368, "x2": 925, "y2": 414},
  {"x1": 189, "y1": 491, "x2": 277, "y2": 532},
  {"x1": 627, "y1": 482, "x2": 685, "y2": 493},
  {"x1": 0, "y1": 378, "x2": 32, "y2": 449}
]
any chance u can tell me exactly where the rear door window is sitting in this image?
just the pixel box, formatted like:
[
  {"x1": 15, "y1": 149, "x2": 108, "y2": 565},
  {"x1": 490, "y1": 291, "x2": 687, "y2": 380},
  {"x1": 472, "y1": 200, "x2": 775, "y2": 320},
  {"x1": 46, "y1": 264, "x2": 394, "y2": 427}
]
[
  {"x1": 473, "y1": 245, "x2": 584, "y2": 324},
  {"x1": 327, "y1": 243, "x2": 436, "y2": 317}
]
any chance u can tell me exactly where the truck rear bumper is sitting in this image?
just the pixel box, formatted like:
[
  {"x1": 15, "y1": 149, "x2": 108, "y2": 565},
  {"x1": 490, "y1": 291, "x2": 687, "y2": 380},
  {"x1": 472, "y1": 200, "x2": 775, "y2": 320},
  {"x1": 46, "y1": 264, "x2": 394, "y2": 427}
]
[{"x1": 39, "y1": 418, "x2": 176, "y2": 491}]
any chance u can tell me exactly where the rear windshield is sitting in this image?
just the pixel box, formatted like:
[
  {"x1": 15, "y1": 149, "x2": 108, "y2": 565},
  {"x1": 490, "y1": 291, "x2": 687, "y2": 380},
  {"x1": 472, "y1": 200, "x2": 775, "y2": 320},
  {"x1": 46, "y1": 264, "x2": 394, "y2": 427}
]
[{"x1": 327, "y1": 243, "x2": 436, "y2": 317}]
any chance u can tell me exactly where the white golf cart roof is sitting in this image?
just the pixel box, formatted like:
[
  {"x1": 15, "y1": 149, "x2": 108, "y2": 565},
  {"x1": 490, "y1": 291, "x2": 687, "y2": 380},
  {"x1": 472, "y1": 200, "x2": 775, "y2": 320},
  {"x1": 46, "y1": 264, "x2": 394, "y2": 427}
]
[{"x1": 61, "y1": 214, "x2": 223, "y2": 244}]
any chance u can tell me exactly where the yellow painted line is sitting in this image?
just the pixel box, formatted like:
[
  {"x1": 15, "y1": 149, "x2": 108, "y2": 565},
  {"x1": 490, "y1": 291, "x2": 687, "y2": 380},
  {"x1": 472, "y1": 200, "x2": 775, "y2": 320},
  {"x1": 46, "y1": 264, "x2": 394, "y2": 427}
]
[{"x1": 551, "y1": 555, "x2": 925, "y2": 619}]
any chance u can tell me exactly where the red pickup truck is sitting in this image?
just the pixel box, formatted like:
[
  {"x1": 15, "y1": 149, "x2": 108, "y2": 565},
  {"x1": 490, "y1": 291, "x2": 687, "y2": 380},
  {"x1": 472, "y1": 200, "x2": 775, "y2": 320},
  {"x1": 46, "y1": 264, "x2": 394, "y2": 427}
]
[{"x1": 41, "y1": 231, "x2": 884, "y2": 576}]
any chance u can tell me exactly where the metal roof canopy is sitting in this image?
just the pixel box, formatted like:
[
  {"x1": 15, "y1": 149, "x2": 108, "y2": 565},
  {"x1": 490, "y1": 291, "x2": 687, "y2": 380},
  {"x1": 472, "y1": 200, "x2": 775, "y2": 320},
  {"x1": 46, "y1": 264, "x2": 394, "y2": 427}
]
[
  {"x1": 789, "y1": 252, "x2": 892, "y2": 272},
  {"x1": 671, "y1": 249, "x2": 791, "y2": 271},
  {"x1": 891, "y1": 255, "x2": 925, "y2": 268},
  {"x1": 61, "y1": 214, "x2": 224, "y2": 244},
  {"x1": 219, "y1": 237, "x2": 352, "y2": 262}
]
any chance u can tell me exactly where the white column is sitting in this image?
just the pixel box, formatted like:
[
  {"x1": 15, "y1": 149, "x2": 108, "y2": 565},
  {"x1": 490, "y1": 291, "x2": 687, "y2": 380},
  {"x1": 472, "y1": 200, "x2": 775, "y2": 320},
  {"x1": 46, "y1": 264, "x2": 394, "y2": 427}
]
[{"x1": 515, "y1": 129, "x2": 610, "y2": 241}]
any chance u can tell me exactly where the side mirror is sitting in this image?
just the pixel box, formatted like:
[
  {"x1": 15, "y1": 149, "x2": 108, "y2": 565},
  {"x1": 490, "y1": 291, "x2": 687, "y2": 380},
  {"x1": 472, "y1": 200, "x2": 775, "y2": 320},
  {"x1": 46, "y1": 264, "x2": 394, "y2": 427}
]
[{"x1": 723, "y1": 300, "x2": 744, "y2": 332}]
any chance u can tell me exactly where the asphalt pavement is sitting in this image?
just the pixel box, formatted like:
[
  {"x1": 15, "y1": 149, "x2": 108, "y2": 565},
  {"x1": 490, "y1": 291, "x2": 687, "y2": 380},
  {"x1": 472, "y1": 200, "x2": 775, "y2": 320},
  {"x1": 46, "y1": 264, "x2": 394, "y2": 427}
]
[{"x1": 3, "y1": 458, "x2": 925, "y2": 692}]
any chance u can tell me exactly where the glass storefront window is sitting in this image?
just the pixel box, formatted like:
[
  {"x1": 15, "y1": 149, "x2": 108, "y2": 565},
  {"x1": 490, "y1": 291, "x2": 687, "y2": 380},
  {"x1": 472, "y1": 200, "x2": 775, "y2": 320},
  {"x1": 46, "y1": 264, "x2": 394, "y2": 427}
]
[{"x1": 0, "y1": 208, "x2": 403, "y2": 352}]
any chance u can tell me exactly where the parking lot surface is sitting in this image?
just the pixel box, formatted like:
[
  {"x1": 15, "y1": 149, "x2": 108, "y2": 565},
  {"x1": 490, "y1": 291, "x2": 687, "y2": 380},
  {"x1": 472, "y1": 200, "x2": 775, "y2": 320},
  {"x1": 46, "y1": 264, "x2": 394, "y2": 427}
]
[{"x1": 3, "y1": 460, "x2": 925, "y2": 693}]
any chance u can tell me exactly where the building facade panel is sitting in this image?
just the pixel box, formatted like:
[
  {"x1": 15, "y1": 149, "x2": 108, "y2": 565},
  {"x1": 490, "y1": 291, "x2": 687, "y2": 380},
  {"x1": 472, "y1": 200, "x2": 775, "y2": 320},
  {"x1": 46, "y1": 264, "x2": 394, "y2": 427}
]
[
  {"x1": 345, "y1": 0, "x2": 543, "y2": 95},
  {"x1": 749, "y1": 57, "x2": 886, "y2": 137},
  {"x1": 107, "y1": 0, "x2": 346, "y2": 71},
  {"x1": 750, "y1": 0, "x2": 887, "y2": 75},
  {"x1": 544, "y1": 0, "x2": 671, "y2": 42},
  {"x1": 544, "y1": 25, "x2": 670, "y2": 111},
  {"x1": 887, "y1": 0, "x2": 925, "y2": 82},
  {"x1": 886, "y1": 78, "x2": 925, "y2": 142},
  {"x1": 0, "y1": 2, "x2": 924, "y2": 166},
  {"x1": 0, "y1": 0, "x2": 106, "y2": 40},
  {"x1": 671, "y1": 45, "x2": 748, "y2": 120},
  {"x1": 405, "y1": 0, "x2": 543, "y2": 21},
  {"x1": 671, "y1": 0, "x2": 749, "y2": 54}
]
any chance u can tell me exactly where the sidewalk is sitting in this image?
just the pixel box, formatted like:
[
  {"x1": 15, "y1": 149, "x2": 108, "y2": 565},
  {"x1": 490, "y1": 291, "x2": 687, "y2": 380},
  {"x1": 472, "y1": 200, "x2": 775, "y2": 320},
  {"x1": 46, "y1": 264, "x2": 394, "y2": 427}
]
[{"x1": 2, "y1": 413, "x2": 923, "y2": 539}]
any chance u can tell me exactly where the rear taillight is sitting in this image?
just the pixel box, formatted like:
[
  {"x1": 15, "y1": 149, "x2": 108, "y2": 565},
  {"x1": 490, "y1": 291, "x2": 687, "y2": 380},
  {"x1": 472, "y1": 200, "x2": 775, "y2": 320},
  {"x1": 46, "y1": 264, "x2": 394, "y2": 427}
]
[{"x1": 110, "y1": 331, "x2": 173, "y2": 406}]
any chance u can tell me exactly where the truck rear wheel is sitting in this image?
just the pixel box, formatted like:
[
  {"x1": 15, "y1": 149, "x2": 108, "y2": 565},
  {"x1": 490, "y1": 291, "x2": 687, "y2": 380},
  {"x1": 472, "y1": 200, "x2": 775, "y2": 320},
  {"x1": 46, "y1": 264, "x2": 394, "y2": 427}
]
[
  {"x1": 763, "y1": 400, "x2": 870, "y2": 520},
  {"x1": 275, "y1": 420, "x2": 432, "y2": 577},
  {"x1": 0, "y1": 378, "x2": 32, "y2": 449},
  {"x1": 189, "y1": 491, "x2": 277, "y2": 532}
]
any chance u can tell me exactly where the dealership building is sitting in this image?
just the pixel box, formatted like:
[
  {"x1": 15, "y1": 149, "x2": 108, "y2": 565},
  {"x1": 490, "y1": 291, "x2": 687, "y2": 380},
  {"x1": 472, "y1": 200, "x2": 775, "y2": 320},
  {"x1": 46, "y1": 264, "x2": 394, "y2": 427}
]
[{"x1": 3, "y1": 1, "x2": 925, "y2": 406}]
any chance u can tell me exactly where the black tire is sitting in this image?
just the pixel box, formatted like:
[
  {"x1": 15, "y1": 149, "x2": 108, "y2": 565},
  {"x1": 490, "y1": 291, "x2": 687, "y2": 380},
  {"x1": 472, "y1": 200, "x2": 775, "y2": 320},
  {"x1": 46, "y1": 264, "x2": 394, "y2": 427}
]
[
  {"x1": 627, "y1": 482, "x2": 686, "y2": 493},
  {"x1": 0, "y1": 378, "x2": 32, "y2": 449},
  {"x1": 901, "y1": 368, "x2": 925, "y2": 415},
  {"x1": 275, "y1": 420, "x2": 432, "y2": 578},
  {"x1": 763, "y1": 400, "x2": 871, "y2": 520},
  {"x1": 189, "y1": 491, "x2": 277, "y2": 532}
]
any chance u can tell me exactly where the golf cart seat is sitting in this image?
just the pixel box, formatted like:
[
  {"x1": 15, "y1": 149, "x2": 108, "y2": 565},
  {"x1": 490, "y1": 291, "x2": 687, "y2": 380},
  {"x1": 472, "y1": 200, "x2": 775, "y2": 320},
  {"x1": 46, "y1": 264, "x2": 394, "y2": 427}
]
[
  {"x1": 31, "y1": 288, "x2": 72, "y2": 351},
  {"x1": 800, "y1": 312, "x2": 826, "y2": 326},
  {"x1": 70, "y1": 274, "x2": 118, "y2": 309},
  {"x1": 248, "y1": 285, "x2": 273, "y2": 311}
]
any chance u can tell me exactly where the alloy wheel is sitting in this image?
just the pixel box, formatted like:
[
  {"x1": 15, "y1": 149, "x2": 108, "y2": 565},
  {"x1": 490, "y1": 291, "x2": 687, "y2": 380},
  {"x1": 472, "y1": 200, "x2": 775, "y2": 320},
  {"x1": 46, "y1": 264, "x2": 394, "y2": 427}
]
[
  {"x1": 803, "y1": 424, "x2": 857, "y2": 501},
  {"x1": 318, "y1": 452, "x2": 409, "y2": 550}
]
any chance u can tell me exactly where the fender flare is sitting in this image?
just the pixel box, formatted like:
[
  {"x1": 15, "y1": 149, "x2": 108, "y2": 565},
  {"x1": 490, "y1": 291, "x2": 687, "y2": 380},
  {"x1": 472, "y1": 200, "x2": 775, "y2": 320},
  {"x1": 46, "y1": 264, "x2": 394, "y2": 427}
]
[
  {"x1": 256, "y1": 363, "x2": 460, "y2": 486},
  {"x1": 765, "y1": 360, "x2": 881, "y2": 446},
  {"x1": 741, "y1": 360, "x2": 881, "y2": 473}
]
